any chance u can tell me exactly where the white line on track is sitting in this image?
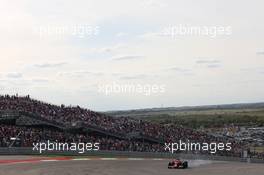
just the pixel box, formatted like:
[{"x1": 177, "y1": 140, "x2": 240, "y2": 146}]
[
  {"x1": 152, "y1": 158, "x2": 163, "y2": 161},
  {"x1": 128, "y1": 158, "x2": 144, "y2": 160},
  {"x1": 41, "y1": 160, "x2": 60, "y2": 162},
  {"x1": 100, "y1": 158, "x2": 118, "y2": 160},
  {"x1": 72, "y1": 158, "x2": 91, "y2": 161}
]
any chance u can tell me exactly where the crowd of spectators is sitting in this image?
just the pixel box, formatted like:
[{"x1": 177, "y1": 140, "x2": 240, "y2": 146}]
[
  {"x1": 0, "y1": 94, "x2": 263, "y2": 159},
  {"x1": 0, "y1": 95, "x2": 231, "y2": 141},
  {"x1": 0, "y1": 125, "x2": 162, "y2": 152}
]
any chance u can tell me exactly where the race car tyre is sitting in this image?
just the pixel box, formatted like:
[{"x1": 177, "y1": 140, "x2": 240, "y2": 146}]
[{"x1": 182, "y1": 161, "x2": 188, "y2": 169}]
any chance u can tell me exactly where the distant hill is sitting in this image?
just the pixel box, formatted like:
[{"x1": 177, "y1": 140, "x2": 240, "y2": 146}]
[
  {"x1": 105, "y1": 102, "x2": 264, "y2": 117},
  {"x1": 105, "y1": 102, "x2": 264, "y2": 128}
]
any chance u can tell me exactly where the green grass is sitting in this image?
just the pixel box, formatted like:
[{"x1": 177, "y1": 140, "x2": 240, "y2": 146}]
[{"x1": 132, "y1": 108, "x2": 264, "y2": 128}]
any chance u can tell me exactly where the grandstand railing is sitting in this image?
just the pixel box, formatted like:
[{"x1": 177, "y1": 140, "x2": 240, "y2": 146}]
[
  {"x1": 0, "y1": 110, "x2": 20, "y2": 120},
  {"x1": 19, "y1": 111, "x2": 64, "y2": 129}
]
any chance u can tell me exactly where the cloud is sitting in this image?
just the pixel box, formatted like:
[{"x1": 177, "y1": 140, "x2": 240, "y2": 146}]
[
  {"x1": 31, "y1": 78, "x2": 50, "y2": 83},
  {"x1": 207, "y1": 64, "x2": 222, "y2": 68},
  {"x1": 119, "y1": 74, "x2": 147, "y2": 80},
  {"x1": 116, "y1": 32, "x2": 128, "y2": 37},
  {"x1": 112, "y1": 55, "x2": 144, "y2": 61},
  {"x1": 168, "y1": 67, "x2": 194, "y2": 76},
  {"x1": 141, "y1": 0, "x2": 168, "y2": 8},
  {"x1": 169, "y1": 67, "x2": 192, "y2": 73},
  {"x1": 6, "y1": 72, "x2": 23, "y2": 79},
  {"x1": 196, "y1": 59, "x2": 221, "y2": 64},
  {"x1": 58, "y1": 71, "x2": 104, "y2": 77},
  {"x1": 87, "y1": 44, "x2": 125, "y2": 54},
  {"x1": 256, "y1": 51, "x2": 264, "y2": 55},
  {"x1": 139, "y1": 32, "x2": 161, "y2": 40},
  {"x1": 240, "y1": 67, "x2": 264, "y2": 74},
  {"x1": 34, "y1": 62, "x2": 67, "y2": 68},
  {"x1": 196, "y1": 59, "x2": 222, "y2": 69}
]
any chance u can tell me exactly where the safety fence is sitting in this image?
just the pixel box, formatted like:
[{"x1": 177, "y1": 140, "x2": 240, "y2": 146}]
[{"x1": 0, "y1": 147, "x2": 263, "y2": 163}]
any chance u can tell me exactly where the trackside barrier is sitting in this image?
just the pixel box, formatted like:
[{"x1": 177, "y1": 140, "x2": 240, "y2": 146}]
[{"x1": 0, "y1": 147, "x2": 263, "y2": 163}]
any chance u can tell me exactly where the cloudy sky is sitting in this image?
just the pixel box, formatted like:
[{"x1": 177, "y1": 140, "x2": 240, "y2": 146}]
[{"x1": 0, "y1": 0, "x2": 264, "y2": 111}]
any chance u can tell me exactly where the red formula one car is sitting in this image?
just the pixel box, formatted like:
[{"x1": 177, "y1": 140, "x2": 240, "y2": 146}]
[{"x1": 168, "y1": 159, "x2": 188, "y2": 169}]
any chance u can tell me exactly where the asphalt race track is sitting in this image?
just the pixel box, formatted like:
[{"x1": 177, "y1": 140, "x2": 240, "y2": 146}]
[{"x1": 0, "y1": 156, "x2": 263, "y2": 175}]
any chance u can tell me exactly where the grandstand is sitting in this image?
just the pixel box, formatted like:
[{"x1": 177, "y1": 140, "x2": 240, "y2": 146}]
[{"x1": 0, "y1": 94, "x2": 263, "y2": 159}]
